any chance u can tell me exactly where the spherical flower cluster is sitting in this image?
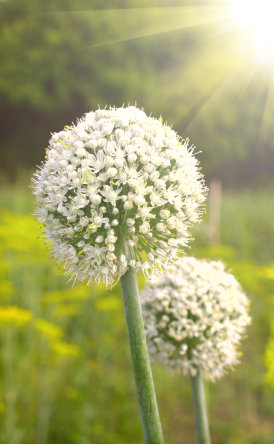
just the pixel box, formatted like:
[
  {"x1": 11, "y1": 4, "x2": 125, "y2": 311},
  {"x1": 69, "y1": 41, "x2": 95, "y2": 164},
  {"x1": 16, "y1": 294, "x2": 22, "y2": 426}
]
[
  {"x1": 33, "y1": 106, "x2": 206, "y2": 286},
  {"x1": 141, "y1": 257, "x2": 251, "y2": 380}
]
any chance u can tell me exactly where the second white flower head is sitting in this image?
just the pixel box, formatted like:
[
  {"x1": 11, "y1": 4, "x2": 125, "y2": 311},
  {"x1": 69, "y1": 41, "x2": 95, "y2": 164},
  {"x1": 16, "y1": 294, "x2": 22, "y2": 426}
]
[{"x1": 141, "y1": 257, "x2": 251, "y2": 380}]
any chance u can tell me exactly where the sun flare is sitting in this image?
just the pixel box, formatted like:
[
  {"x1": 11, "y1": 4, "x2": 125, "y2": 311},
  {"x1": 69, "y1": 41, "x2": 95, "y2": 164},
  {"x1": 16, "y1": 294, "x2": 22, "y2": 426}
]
[{"x1": 230, "y1": 0, "x2": 274, "y2": 62}]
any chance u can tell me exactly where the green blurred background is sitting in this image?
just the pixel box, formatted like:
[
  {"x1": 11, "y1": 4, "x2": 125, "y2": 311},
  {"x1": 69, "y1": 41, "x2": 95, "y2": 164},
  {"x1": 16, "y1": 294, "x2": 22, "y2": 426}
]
[{"x1": 0, "y1": 0, "x2": 273, "y2": 443}]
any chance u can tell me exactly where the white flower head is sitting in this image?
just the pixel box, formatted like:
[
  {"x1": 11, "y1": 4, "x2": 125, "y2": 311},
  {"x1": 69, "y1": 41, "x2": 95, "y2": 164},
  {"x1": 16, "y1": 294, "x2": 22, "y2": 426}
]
[
  {"x1": 33, "y1": 106, "x2": 206, "y2": 287},
  {"x1": 141, "y1": 257, "x2": 251, "y2": 380}
]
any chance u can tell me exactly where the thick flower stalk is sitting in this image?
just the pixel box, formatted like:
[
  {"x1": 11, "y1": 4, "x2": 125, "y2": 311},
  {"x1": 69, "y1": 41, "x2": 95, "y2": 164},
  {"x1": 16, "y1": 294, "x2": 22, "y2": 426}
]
[
  {"x1": 141, "y1": 257, "x2": 251, "y2": 443},
  {"x1": 33, "y1": 106, "x2": 206, "y2": 444},
  {"x1": 33, "y1": 106, "x2": 206, "y2": 287}
]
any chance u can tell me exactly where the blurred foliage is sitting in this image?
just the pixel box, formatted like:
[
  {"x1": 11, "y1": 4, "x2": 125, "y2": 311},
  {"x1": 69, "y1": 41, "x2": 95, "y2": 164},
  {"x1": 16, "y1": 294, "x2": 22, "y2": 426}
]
[
  {"x1": 0, "y1": 183, "x2": 273, "y2": 443},
  {"x1": 0, "y1": 0, "x2": 152, "y2": 110},
  {"x1": 191, "y1": 188, "x2": 274, "y2": 264},
  {"x1": 0, "y1": 0, "x2": 274, "y2": 185},
  {"x1": 265, "y1": 320, "x2": 274, "y2": 390}
]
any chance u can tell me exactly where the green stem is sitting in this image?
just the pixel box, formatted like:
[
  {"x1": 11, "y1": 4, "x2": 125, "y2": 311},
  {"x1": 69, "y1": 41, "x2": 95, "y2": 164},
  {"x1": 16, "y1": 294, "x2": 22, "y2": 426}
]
[
  {"x1": 120, "y1": 267, "x2": 164, "y2": 444},
  {"x1": 190, "y1": 369, "x2": 211, "y2": 444}
]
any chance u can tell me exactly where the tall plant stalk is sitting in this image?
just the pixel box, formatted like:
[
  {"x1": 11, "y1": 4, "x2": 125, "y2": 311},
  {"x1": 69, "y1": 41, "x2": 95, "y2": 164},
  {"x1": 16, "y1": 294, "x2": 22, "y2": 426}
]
[
  {"x1": 190, "y1": 369, "x2": 211, "y2": 444},
  {"x1": 120, "y1": 267, "x2": 164, "y2": 444}
]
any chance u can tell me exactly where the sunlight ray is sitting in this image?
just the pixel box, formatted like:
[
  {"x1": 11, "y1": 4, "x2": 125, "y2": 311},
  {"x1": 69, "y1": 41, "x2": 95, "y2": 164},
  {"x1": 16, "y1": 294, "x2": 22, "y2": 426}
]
[
  {"x1": 255, "y1": 68, "x2": 274, "y2": 152},
  {"x1": 182, "y1": 61, "x2": 247, "y2": 131},
  {"x1": 49, "y1": 6, "x2": 230, "y2": 49},
  {"x1": 234, "y1": 64, "x2": 259, "y2": 102},
  {"x1": 152, "y1": 30, "x2": 241, "y2": 128}
]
